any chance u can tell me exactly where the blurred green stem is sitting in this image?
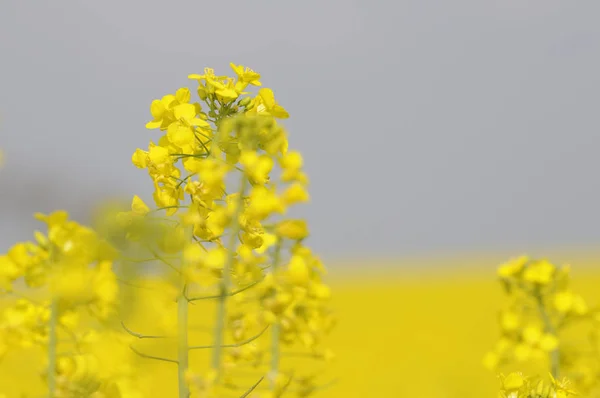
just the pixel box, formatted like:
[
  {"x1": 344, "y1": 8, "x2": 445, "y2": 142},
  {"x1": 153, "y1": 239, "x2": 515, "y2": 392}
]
[
  {"x1": 535, "y1": 292, "x2": 559, "y2": 378},
  {"x1": 270, "y1": 239, "x2": 282, "y2": 389},
  {"x1": 47, "y1": 298, "x2": 58, "y2": 397},
  {"x1": 178, "y1": 233, "x2": 191, "y2": 398},
  {"x1": 212, "y1": 177, "x2": 248, "y2": 376},
  {"x1": 177, "y1": 282, "x2": 190, "y2": 398}
]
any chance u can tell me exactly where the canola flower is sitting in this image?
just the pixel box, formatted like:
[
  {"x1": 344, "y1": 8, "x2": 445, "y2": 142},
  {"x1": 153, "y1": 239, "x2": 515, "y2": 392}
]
[
  {"x1": 489, "y1": 256, "x2": 600, "y2": 397},
  {"x1": 498, "y1": 372, "x2": 577, "y2": 398},
  {"x1": 0, "y1": 63, "x2": 333, "y2": 398},
  {"x1": 123, "y1": 63, "x2": 334, "y2": 397},
  {"x1": 5, "y1": 63, "x2": 600, "y2": 398},
  {"x1": 0, "y1": 211, "x2": 134, "y2": 397}
]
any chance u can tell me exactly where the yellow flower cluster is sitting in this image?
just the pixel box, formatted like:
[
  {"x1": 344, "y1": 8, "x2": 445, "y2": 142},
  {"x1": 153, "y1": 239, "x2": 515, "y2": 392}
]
[
  {"x1": 0, "y1": 211, "x2": 118, "y2": 319},
  {"x1": 120, "y1": 63, "x2": 334, "y2": 397},
  {"x1": 0, "y1": 212, "x2": 133, "y2": 397},
  {"x1": 498, "y1": 372, "x2": 577, "y2": 398},
  {"x1": 0, "y1": 63, "x2": 333, "y2": 398},
  {"x1": 488, "y1": 256, "x2": 600, "y2": 396}
]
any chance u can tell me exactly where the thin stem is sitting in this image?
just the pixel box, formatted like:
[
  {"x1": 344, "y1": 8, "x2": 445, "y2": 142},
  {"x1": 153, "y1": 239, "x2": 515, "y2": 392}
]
[
  {"x1": 178, "y1": 263, "x2": 190, "y2": 397},
  {"x1": 129, "y1": 344, "x2": 178, "y2": 364},
  {"x1": 47, "y1": 298, "x2": 58, "y2": 397},
  {"x1": 187, "y1": 279, "x2": 262, "y2": 302},
  {"x1": 211, "y1": 176, "x2": 248, "y2": 376},
  {"x1": 177, "y1": 290, "x2": 190, "y2": 397},
  {"x1": 121, "y1": 320, "x2": 169, "y2": 339},
  {"x1": 240, "y1": 376, "x2": 265, "y2": 398},
  {"x1": 270, "y1": 239, "x2": 283, "y2": 390},
  {"x1": 535, "y1": 292, "x2": 560, "y2": 378},
  {"x1": 189, "y1": 326, "x2": 269, "y2": 350}
]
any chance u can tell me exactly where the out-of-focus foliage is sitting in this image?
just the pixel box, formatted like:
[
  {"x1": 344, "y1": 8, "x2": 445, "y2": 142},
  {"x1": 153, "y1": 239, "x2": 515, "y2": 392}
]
[{"x1": 2, "y1": 255, "x2": 600, "y2": 396}]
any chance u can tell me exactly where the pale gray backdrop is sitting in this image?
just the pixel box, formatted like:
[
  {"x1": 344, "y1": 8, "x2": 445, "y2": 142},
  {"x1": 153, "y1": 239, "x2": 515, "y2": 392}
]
[{"x1": 1, "y1": 1, "x2": 599, "y2": 264}]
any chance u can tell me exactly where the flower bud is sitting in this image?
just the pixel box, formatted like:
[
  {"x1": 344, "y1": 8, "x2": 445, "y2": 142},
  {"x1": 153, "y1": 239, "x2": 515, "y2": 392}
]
[{"x1": 238, "y1": 97, "x2": 251, "y2": 107}]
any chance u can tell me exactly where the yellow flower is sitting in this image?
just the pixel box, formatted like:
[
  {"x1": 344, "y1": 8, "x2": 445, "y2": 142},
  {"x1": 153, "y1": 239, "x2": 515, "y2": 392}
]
[
  {"x1": 500, "y1": 372, "x2": 526, "y2": 392},
  {"x1": 523, "y1": 325, "x2": 542, "y2": 345},
  {"x1": 167, "y1": 103, "x2": 209, "y2": 148},
  {"x1": 34, "y1": 210, "x2": 69, "y2": 228},
  {"x1": 500, "y1": 310, "x2": 520, "y2": 331},
  {"x1": 498, "y1": 255, "x2": 529, "y2": 278},
  {"x1": 279, "y1": 151, "x2": 307, "y2": 183},
  {"x1": 148, "y1": 142, "x2": 170, "y2": 165},
  {"x1": 245, "y1": 186, "x2": 285, "y2": 220},
  {"x1": 131, "y1": 195, "x2": 150, "y2": 216},
  {"x1": 131, "y1": 148, "x2": 149, "y2": 168},
  {"x1": 0, "y1": 255, "x2": 22, "y2": 291},
  {"x1": 281, "y1": 183, "x2": 310, "y2": 206},
  {"x1": 145, "y1": 94, "x2": 176, "y2": 129},
  {"x1": 554, "y1": 290, "x2": 574, "y2": 313},
  {"x1": 230, "y1": 62, "x2": 262, "y2": 90},
  {"x1": 256, "y1": 232, "x2": 277, "y2": 254},
  {"x1": 523, "y1": 259, "x2": 555, "y2": 286},
  {"x1": 247, "y1": 88, "x2": 289, "y2": 119},
  {"x1": 572, "y1": 294, "x2": 588, "y2": 315},
  {"x1": 240, "y1": 151, "x2": 273, "y2": 185},
  {"x1": 189, "y1": 68, "x2": 239, "y2": 101},
  {"x1": 188, "y1": 67, "x2": 228, "y2": 84},
  {"x1": 549, "y1": 373, "x2": 578, "y2": 397},
  {"x1": 288, "y1": 255, "x2": 310, "y2": 286},
  {"x1": 204, "y1": 247, "x2": 227, "y2": 270},
  {"x1": 276, "y1": 220, "x2": 309, "y2": 240}
]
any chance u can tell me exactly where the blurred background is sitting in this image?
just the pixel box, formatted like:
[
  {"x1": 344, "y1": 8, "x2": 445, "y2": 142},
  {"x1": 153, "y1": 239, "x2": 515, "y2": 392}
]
[{"x1": 2, "y1": 1, "x2": 600, "y2": 396}]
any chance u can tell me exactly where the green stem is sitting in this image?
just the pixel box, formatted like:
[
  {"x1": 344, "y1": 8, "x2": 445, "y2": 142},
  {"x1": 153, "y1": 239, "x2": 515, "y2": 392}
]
[
  {"x1": 535, "y1": 292, "x2": 559, "y2": 378},
  {"x1": 177, "y1": 281, "x2": 190, "y2": 398},
  {"x1": 178, "y1": 227, "x2": 192, "y2": 398},
  {"x1": 47, "y1": 298, "x2": 58, "y2": 397},
  {"x1": 270, "y1": 239, "x2": 283, "y2": 390},
  {"x1": 211, "y1": 177, "x2": 248, "y2": 376}
]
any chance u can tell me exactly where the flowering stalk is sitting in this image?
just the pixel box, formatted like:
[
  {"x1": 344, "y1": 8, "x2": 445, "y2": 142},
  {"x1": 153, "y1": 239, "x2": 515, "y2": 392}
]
[
  {"x1": 488, "y1": 256, "x2": 595, "y2": 395},
  {"x1": 119, "y1": 63, "x2": 334, "y2": 396},
  {"x1": 211, "y1": 176, "x2": 248, "y2": 375}
]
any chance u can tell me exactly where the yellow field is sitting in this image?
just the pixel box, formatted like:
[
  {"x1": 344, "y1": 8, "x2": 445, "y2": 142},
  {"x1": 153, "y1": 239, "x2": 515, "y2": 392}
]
[
  {"x1": 328, "y1": 266, "x2": 502, "y2": 396},
  {"x1": 2, "y1": 251, "x2": 600, "y2": 397},
  {"x1": 324, "y1": 252, "x2": 600, "y2": 397}
]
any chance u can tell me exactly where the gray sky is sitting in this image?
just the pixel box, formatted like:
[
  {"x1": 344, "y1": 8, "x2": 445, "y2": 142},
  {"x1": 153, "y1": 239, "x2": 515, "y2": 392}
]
[{"x1": 1, "y1": 0, "x2": 600, "y2": 263}]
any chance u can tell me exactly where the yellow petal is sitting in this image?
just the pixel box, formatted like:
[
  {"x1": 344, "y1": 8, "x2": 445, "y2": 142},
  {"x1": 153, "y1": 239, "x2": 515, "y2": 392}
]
[
  {"x1": 131, "y1": 149, "x2": 148, "y2": 168},
  {"x1": 190, "y1": 118, "x2": 210, "y2": 127},
  {"x1": 175, "y1": 87, "x2": 191, "y2": 104},
  {"x1": 167, "y1": 123, "x2": 195, "y2": 147},
  {"x1": 271, "y1": 104, "x2": 290, "y2": 119},
  {"x1": 149, "y1": 99, "x2": 166, "y2": 119},
  {"x1": 131, "y1": 195, "x2": 150, "y2": 216},
  {"x1": 259, "y1": 88, "x2": 275, "y2": 108},
  {"x1": 174, "y1": 103, "x2": 196, "y2": 121},
  {"x1": 145, "y1": 120, "x2": 162, "y2": 129}
]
